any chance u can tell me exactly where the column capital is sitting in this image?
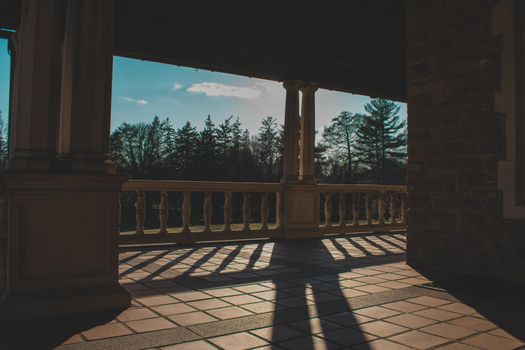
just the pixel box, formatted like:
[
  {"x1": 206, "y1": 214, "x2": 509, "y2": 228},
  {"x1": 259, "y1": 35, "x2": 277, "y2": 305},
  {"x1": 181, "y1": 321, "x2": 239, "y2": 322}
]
[
  {"x1": 283, "y1": 80, "x2": 302, "y2": 91},
  {"x1": 300, "y1": 82, "x2": 319, "y2": 93}
]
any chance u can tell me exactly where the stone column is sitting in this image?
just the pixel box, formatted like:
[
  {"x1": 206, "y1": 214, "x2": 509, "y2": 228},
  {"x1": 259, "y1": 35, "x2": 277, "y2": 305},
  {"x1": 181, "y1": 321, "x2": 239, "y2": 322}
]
[
  {"x1": 58, "y1": 0, "x2": 114, "y2": 173},
  {"x1": 280, "y1": 82, "x2": 321, "y2": 239},
  {"x1": 299, "y1": 83, "x2": 318, "y2": 184},
  {"x1": 0, "y1": 0, "x2": 130, "y2": 321},
  {"x1": 7, "y1": 0, "x2": 65, "y2": 171},
  {"x1": 281, "y1": 80, "x2": 301, "y2": 183}
]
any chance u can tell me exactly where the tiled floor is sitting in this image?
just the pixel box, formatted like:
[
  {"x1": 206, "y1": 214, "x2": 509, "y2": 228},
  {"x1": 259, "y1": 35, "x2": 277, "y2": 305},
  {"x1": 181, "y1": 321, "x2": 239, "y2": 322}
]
[{"x1": 1, "y1": 232, "x2": 524, "y2": 350}]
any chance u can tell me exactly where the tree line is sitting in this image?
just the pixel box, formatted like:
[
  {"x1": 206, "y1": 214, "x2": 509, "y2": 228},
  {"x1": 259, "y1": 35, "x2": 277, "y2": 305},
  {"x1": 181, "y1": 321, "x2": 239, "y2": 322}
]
[{"x1": 110, "y1": 98, "x2": 407, "y2": 185}]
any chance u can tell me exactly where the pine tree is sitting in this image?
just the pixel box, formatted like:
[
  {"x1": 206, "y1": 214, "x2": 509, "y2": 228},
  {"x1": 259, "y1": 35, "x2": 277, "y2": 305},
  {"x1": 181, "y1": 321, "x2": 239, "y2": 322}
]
[
  {"x1": 354, "y1": 98, "x2": 406, "y2": 183},
  {"x1": 173, "y1": 121, "x2": 199, "y2": 179},
  {"x1": 321, "y1": 111, "x2": 364, "y2": 183}
]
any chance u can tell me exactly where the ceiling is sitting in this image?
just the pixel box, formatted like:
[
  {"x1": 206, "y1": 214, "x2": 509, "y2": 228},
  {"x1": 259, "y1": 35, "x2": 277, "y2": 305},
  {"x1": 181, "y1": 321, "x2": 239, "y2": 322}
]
[{"x1": 0, "y1": 0, "x2": 406, "y2": 100}]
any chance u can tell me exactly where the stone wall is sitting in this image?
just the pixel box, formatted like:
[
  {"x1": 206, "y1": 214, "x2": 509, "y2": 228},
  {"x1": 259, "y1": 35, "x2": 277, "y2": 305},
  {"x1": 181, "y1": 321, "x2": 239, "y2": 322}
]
[{"x1": 406, "y1": 0, "x2": 525, "y2": 284}]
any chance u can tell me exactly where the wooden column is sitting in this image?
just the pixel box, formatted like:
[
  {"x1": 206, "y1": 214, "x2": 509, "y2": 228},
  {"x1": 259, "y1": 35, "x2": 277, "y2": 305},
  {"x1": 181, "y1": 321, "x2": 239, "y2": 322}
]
[
  {"x1": 7, "y1": 0, "x2": 65, "y2": 171},
  {"x1": 281, "y1": 80, "x2": 301, "y2": 183},
  {"x1": 299, "y1": 83, "x2": 318, "y2": 184},
  {"x1": 58, "y1": 0, "x2": 114, "y2": 173}
]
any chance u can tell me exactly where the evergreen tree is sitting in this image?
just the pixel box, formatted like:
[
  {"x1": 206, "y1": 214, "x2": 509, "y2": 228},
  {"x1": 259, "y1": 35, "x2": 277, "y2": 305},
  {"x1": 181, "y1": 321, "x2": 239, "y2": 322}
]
[
  {"x1": 173, "y1": 121, "x2": 199, "y2": 179},
  {"x1": 354, "y1": 98, "x2": 406, "y2": 183},
  {"x1": 321, "y1": 111, "x2": 364, "y2": 183},
  {"x1": 253, "y1": 116, "x2": 280, "y2": 181}
]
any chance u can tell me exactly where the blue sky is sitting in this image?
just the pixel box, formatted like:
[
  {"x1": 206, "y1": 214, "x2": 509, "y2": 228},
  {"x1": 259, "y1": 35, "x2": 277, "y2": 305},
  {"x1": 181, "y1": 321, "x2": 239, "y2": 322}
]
[{"x1": 0, "y1": 39, "x2": 406, "y2": 135}]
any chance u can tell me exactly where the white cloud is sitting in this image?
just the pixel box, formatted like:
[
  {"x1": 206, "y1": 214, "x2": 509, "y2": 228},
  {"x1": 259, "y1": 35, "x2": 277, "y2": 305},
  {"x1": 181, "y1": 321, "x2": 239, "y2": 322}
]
[
  {"x1": 186, "y1": 82, "x2": 261, "y2": 99},
  {"x1": 172, "y1": 82, "x2": 183, "y2": 90},
  {"x1": 119, "y1": 96, "x2": 149, "y2": 106}
]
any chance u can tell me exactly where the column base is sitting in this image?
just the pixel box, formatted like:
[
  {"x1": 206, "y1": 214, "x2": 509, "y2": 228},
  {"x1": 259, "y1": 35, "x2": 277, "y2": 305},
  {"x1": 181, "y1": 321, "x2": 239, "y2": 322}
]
[
  {"x1": 0, "y1": 172, "x2": 130, "y2": 321},
  {"x1": 281, "y1": 184, "x2": 321, "y2": 239},
  {"x1": 0, "y1": 283, "x2": 130, "y2": 322}
]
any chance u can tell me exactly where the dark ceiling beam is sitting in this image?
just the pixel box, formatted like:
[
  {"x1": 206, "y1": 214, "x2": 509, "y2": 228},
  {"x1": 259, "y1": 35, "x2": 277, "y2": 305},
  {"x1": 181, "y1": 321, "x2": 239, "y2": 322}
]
[{"x1": 291, "y1": 0, "x2": 348, "y2": 48}]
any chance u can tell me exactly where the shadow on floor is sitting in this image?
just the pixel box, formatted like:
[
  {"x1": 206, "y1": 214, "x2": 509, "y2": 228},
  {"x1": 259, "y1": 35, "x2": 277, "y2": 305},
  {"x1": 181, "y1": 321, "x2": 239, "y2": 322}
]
[
  {"x1": 414, "y1": 267, "x2": 525, "y2": 342},
  {"x1": 0, "y1": 309, "x2": 125, "y2": 349}
]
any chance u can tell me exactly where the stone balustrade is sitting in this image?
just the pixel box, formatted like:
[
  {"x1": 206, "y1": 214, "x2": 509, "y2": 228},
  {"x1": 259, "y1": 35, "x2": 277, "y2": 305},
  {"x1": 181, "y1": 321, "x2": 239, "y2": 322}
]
[
  {"x1": 119, "y1": 180, "x2": 407, "y2": 245},
  {"x1": 119, "y1": 180, "x2": 283, "y2": 244},
  {"x1": 317, "y1": 184, "x2": 407, "y2": 234}
]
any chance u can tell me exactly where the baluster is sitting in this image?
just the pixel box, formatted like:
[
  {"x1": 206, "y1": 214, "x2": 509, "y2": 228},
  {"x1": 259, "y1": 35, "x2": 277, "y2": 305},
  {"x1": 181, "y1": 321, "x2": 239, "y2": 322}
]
[
  {"x1": 276, "y1": 191, "x2": 283, "y2": 230},
  {"x1": 135, "y1": 190, "x2": 145, "y2": 234},
  {"x1": 223, "y1": 191, "x2": 232, "y2": 232},
  {"x1": 366, "y1": 193, "x2": 373, "y2": 225},
  {"x1": 324, "y1": 192, "x2": 332, "y2": 227},
  {"x1": 378, "y1": 192, "x2": 386, "y2": 225},
  {"x1": 243, "y1": 192, "x2": 251, "y2": 231},
  {"x1": 401, "y1": 193, "x2": 408, "y2": 225},
  {"x1": 159, "y1": 191, "x2": 168, "y2": 234},
  {"x1": 389, "y1": 192, "x2": 398, "y2": 224},
  {"x1": 352, "y1": 193, "x2": 360, "y2": 226},
  {"x1": 261, "y1": 192, "x2": 269, "y2": 230},
  {"x1": 203, "y1": 192, "x2": 212, "y2": 232},
  {"x1": 338, "y1": 192, "x2": 346, "y2": 227},
  {"x1": 181, "y1": 191, "x2": 191, "y2": 234}
]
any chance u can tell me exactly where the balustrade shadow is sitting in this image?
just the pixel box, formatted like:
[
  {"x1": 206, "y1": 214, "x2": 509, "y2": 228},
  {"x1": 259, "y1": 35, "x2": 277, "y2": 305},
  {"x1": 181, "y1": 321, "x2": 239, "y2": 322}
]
[{"x1": 123, "y1": 234, "x2": 407, "y2": 349}]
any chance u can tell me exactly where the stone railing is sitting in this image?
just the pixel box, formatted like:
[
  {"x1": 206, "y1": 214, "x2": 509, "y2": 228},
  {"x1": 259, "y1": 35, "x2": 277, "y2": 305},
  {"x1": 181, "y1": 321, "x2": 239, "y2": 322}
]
[
  {"x1": 119, "y1": 180, "x2": 283, "y2": 245},
  {"x1": 317, "y1": 184, "x2": 407, "y2": 234},
  {"x1": 119, "y1": 180, "x2": 407, "y2": 245}
]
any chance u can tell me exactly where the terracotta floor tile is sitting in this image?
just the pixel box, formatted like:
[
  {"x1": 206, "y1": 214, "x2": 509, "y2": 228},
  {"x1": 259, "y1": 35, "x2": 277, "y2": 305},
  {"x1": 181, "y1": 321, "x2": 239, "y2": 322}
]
[
  {"x1": 434, "y1": 344, "x2": 479, "y2": 350},
  {"x1": 136, "y1": 295, "x2": 178, "y2": 307},
  {"x1": 126, "y1": 317, "x2": 177, "y2": 333},
  {"x1": 168, "y1": 311, "x2": 218, "y2": 326},
  {"x1": 221, "y1": 294, "x2": 263, "y2": 305},
  {"x1": 207, "y1": 306, "x2": 253, "y2": 320},
  {"x1": 340, "y1": 288, "x2": 369, "y2": 298},
  {"x1": 161, "y1": 340, "x2": 218, "y2": 350},
  {"x1": 209, "y1": 332, "x2": 268, "y2": 350},
  {"x1": 385, "y1": 313, "x2": 437, "y2": 328},
  {"x1": 462, "y1": 333, "x2": 524, "y2": 350},
  {"x1": 353, "y1": 339, "x2": 414, "y2": 350},
  {"x1": 448, "y1": 316, "x2": 497, "y2": 332},
  {"x1": 234, "y1": 284, "x2": 271, "y2": 293},
  {"x1": 151, "y1": 303, "x2": 197, "y2": 316},
  {"x1": 250, "y1": 325, "x2": 306, "y2": 342},
  {"x1": 252, "y1": 290, "x2": 289, "y2": 301},
  {"x1": 117, "y1": 307, "x2": 158, "y2": 322},
  {"x1": 407, "y1": 296, "x2": 452, "y2": 307},
  {"x1": 324, "y1": 312, "x2": 374, "y2": 327},
  {"x1": 318, "y1": 328, "x2": 377, "y2": 346},
  {"x1": 277, "y1": 335, "x2": 340, "y2": 350},
  {"x1": 421, "y1": 323, "x2": 477, "y2": 340},
  {"x1": 82, "y1": 323, "x2": 132, "y2": 340},
  {"x1": 172, "y1": 291, "x2": 212, "y2": 302},
  {"x1": 382, "y1": 300, "x2": 428, "y2": 313},
  {"x1": 438, "y1": 303, "x2": 477, "y2": 315},
  {"x1": 240, "y1": 301, "x2": 279, "y2": 314},
  {"x1": 357, "y1": 320, "x2": 409, "y2": 337},
  {"x1": 354, "y1": 285, "x2": 392, "y2": 293},
  {"x1": 289, "y1": 317, "x2": 342, "y2": 334},
  {"x1": 354, "y1": 306, "x2": 401, "y2": 319},
  {"x1": 413, "y1": 308, "x2": 462, "y2": 322},
  {"x1": 388, "y1": 330, "x2": 449, "y2": 349},
  {"x1": 187, "y1": 298, "x2": 231, "y2": 310},
  {"x1": 377, "y1": 281, "x2": 412, "y2": 289},
  {"x1": 204, "y1": 288, "x2": 243, "y2": 298}
]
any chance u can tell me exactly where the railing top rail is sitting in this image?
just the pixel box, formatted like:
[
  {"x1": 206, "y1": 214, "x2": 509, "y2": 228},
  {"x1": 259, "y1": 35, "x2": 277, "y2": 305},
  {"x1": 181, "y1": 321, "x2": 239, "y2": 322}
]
[
  {"x1": 122, "y1": 180, "x2": 283, "y2": 192},
  {"x1": 316, "y1": 183, "x2": 407, "y2": 193}
]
